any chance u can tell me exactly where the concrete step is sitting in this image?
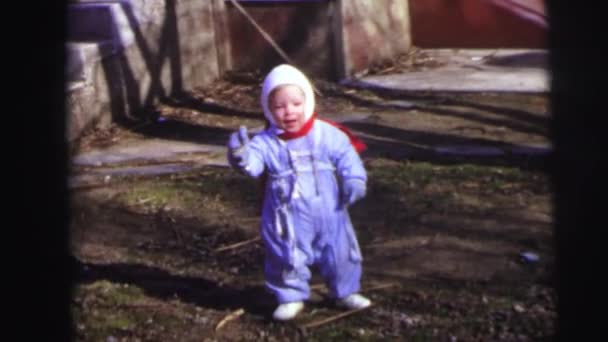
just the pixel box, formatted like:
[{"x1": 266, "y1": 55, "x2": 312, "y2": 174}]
[
  {"x1": 65, "y1": 1, "x2": 142, "y2": 141},
  {"x1": 67, "y1": 1, "x2": 134, "y2": 47},
  {"x1": 65, "y1": 1, "x2": 135, "y2": 88},
  {"x1": 350, "y1": 49, "x2": 549, "y2": 93}
]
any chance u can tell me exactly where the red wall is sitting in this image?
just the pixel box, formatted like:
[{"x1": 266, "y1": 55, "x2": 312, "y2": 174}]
[{"x1": 409, "y1": 0, "x2": 546, "y2": 48}]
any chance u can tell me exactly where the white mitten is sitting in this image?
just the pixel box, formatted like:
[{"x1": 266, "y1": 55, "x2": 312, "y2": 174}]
[{"x1": 227, "y1": 126, "x2": 250, "y2": 169}]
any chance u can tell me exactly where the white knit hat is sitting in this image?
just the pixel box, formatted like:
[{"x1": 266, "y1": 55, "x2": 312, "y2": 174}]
[{"x1": 260, "y1": 64, "x2": 315, "y2": 127}]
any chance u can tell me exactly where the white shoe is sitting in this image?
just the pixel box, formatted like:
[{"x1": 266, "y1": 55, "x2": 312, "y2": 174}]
[
  {"x1": 272, "y1": 302, "x2": 304, "y2": 321},
  {"x1": 337, "y1": 293, "x2": 372, "y2": 310}
]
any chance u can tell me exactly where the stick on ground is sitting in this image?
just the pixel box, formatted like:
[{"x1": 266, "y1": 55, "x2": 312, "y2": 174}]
[
  {"x1": 215, "y1": 308, "x2": 245, "y2": 331},
  {"x1": 299, "y1": 305, "x2": 373, "y2": 330},
  {"x1": 214, "y1": 237, "x2": 261, "y2": 253},
  {"x1": 362, "y1": 282, "x2": 400, "y2": 293}
]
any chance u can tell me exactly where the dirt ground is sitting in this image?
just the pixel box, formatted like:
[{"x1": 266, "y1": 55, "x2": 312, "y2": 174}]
[{"x1": 69, "y1": 66, "x2": 554, "y2": 341}]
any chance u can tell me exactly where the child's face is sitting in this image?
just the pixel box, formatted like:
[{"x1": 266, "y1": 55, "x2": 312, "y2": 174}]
[{"x1": 269, "y1": 85, "x2": 306, "y2": 133}]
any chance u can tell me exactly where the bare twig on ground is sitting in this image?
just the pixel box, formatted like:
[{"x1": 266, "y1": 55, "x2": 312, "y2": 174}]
[
  {"x1": 214, "y1": 237, "x2": 261, "y2": 253},
  {"x1": 215, "y1": 308, "x2": 245, "y2": 331},
  {"x1": 137, "y1": 197, "x2": 155, "y2": 204},
  {"x1": 362, "y1": 282, "x2": 400, "y2": 293},
  {"x1": 299, "y1": 305, "x2": 373, "y2": 330}
]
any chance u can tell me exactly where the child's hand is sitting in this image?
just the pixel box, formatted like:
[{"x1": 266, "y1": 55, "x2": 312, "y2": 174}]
[
  {"x1": 341, "y1": 178, "x2": 366, "y2": 208},
  {"x1": 228, "y1": 126, "x2": 250, "y2": 167}
]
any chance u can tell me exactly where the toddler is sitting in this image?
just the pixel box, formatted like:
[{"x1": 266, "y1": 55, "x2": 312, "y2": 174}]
[{"x1": 227, "y1": 64, "x2": 371, "y2": 321}]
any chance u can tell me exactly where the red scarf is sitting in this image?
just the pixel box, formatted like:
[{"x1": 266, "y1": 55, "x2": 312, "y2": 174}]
[{"x1": 276, "y1": 112, "x2": 367, "y2": 153}]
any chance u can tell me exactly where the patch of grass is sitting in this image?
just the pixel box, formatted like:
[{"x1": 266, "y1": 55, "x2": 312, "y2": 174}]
[
  {"x1": 77, "y1": 280, "x2": 147, "y2": 306},
  {"x1": 368, "y1": 160, "x2": 548, "y2": 194},
  {"x1": 72, "y1": 281, "x2": 149, "y2": 340},
  {"x1": 354, "y1": 160, "x2": 550, "y2": 238},
  {"x1": 111, "y1": 168, "x2": 261, "y2": 220},
  {"x1": 72, "y1": 280, "x2": 205, "y2": 341}
]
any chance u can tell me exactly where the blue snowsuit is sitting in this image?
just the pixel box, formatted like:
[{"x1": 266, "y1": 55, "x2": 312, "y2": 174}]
[{"x1": 230, "y1": 120, "x2": 367, "y2": 303}]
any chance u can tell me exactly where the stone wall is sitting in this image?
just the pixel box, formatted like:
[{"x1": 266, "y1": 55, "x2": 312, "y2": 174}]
[
  {"x1": 339, "y1": 0, "x2": 412, "y2": 78},
  {"x1": 66, "y1": 0, "x2": 414, "y2": 141},
  {"x1": 66, "y1": 0, "x2": 231, "y2": 142}
]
